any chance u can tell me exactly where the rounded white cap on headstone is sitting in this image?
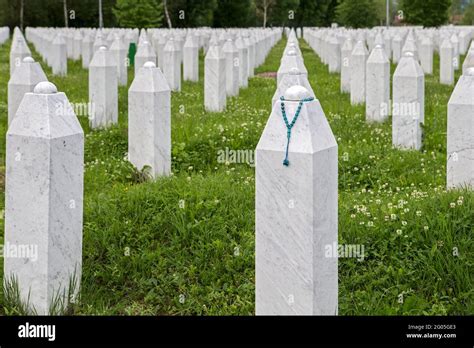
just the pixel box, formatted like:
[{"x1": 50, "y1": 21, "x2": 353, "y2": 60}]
[
  {"x1": 284, "y1": 85, "x2": 311, "y2": 101},
  {"x1": 287, "y1": 50, "x2": 296, "y2": 56},
  {"x1": 34, "y1": 81, "x2": 58, "y2": 94},
  {"x1": 143, "y1": 61, "x2": 156, "y2": 68},
  {"x1": 23, "y1": 56, "x2": 34, "y2": 63},
  {"x1": 99, "y1": 46, "x2": 107, "y2": 51},
  {"x1": 403, "y1": 51, "x2": 414, "y2": 58}
]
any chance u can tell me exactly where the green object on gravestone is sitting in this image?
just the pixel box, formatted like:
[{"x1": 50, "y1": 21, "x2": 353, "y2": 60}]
[{"x1": 129, "y1": 42, "x2": 136, "y2": 66}]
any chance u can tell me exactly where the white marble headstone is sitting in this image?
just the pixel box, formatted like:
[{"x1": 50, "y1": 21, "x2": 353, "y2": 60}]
[{"x1": 5, "y1": 81, "x2": 84, "y2": 315}]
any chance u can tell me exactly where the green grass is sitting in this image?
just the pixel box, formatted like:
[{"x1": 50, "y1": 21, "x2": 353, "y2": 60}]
[{"x1": 0, "y1": 36, "x2": 472, "y2": 315}]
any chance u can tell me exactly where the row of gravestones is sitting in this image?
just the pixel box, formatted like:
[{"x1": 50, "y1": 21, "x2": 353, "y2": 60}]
[
  {"x1": 304, "y1": 26, "x2": 474, "y2": 190},
  {"x1": 5, "y1": 27, "x2": 280, "y2": 314},
  {"x1": 19, "y1": 27, "x2": 280, "y2": 115}
]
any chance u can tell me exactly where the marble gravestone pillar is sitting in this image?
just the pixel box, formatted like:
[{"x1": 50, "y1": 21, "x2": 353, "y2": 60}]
[
  {"x1": 5, "y1": 81, "x2": 84, "y2": 315},
  {"x1": 183, "y1": 34, "x2": 199, "y2": 82},
  {"x1": 163, "y1": 37, "x2": 182, "y2": 92},
  {"x1": 222, "y1": 38, "x2": 239, "y2": 97},
  {"x1": 256, "y1": 85, "x2": 338, "y2": 315},
  {"x1": 81, "y1": 33, "x2": 94, "y2": 69},
  {"x1": 129, "y1": 62, "x2": 171, "y2": 178},
  {"x1": 340, "y1": 37, "x2": 353, "y2": 93},
  {"x1": 110, "y1": 36, "x2": 128, "y2": 86},
  {"x1": 419, "y1": 36, "x2": 433, "y2": 75},
  {"x1": 89, "y1": 46, "x2": 118, "y2": 128},
  {"x1": 52, "y1": 34, "x2": 67, "y2": 76},
  {"x1": 350, "y1": 40, "x2": 368, "y2": 105},
  {"x1": 447, "y1": 67, "x2": 474, "y2": 189},
  {"x1": 134, "y1": 41, "x2": 156, "y2": 76},
  {"x1": 392, "y1": 52, "x2": 425, "y2": 150},
  {"x1": 235, "y1": 36, "x2": 249, "y2": 88},
  {"x1": 204, "y1": 44, "x2": 226, "y2": 112},
  {"x1": 366, "y1": 45, "x2": 390, "y2": 122},
  {"x1": 440, "y1": 38, "x2": 454, "y2": 86}
]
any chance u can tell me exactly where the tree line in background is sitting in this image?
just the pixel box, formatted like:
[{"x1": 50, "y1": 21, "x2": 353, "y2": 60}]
[{"x1": 0, "y1": 0, "x2": 470, "y2": 30}]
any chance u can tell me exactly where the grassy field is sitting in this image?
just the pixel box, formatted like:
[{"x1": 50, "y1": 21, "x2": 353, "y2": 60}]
[{"x1": 0, "y1": 35, "x2": 472, "y2": 315}]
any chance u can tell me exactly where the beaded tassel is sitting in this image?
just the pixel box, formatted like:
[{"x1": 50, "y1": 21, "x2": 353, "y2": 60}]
[{"x1": 280, "y1": 96, "x2": 314, "y2": 166}]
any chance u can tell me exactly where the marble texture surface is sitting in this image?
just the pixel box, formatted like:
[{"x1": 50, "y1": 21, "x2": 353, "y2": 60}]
[
  {"x1": 419, "y1": 36, "x2": 433, "y2": 75},
  {"x1": 81, "y1": 33, "x2": 93, "y2": 69},
  {"x1": 204, "y1": 44, "x2": 226, "y2": 112},
  {"x1": 110, "y1": 36, "x2": 128, "y2": 86},
  {"x1": 447, "y1": 68, "x2": 474, "y2": 189},
  {"x1": 222, "y1": 38, "x2": 239, "y2": 97},
  {"x1": 52, "y1": 34, "x2": 67, "y2": 76},
  {"x1": 256, "y1": 86, "x2": 338, "y2": 315},
  {"x1": 183, "y1": 34, "x2": 199, "y2": 82},
  {"x1": 129, "y1": 62, "x2": 171, "y2": 178},
  {"x1": 392, "y1": 52, "x2": 425, "y2": 150},
  {"x1": 89, "y1": 47, "x2": 118, "y2": 128},
  {"x1": 450, "y1": 34, "x2": 460, "y2": 71},
  {"x1": 440, "y1": 39, "x2": 454, "y2": 85},
  {"x1": 8, "y1": 57, "x2": 48, "y2": 126},
  {"x1": 350, "y1": 40, "x2": 368, "y2": 105},
  {"x1": 10, "y1": 37, "x2": 31, "y2": 75},
  {"x1": 134, "y1": 41, "x2": 156, "y2": 76},
  {"x1": 391, "y1": 34, "x2": 402, "y2": 63},
  {"x1": 340, "y1": 37, "x2": 353, "y2": 93},
  {"x1": 72, "y1": 31, "x2": 82, "y2": 61},
  {"x1": 328, "y1": 35, "x2": 340, "y2": 73},
  {"x1": 163, "y1": 37, "x2": 182, "y2": 92},
  {"x1": 5, "y1": 81, "x2": 84, "y2": 315},
  {"x1": 462, "y1": 47, "x2": 474, "y2": 75},
  {"x1": 235, "y1": 36, "x2": 249, "y2": 88},
  {"x1": 365, "y1": 45, "x2": 390, "y2": 122}
]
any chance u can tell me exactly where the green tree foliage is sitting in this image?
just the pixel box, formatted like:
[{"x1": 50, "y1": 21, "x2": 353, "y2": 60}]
[
  {"x1": 295, "y1": 0, "x2": 338, "y2": 27},
  {"x1": 113, "y1": 0, "x2": 163, "y2": 28},
  {"x1": 213, "y1": 0, "x2": 253, "y2": 27},
  {"x1": 266, "y1": 0, "x2": 300, "y2": 27},
  {"x1": 400, "y1": 0, "x2": 451, "y2": 27},
  {"x1": 0, "y1": 0, "x2": 118, "y2": 29},
  {"x1": 335, "y1": 0, "x2": 379, "y2": 28},
  {"x1": 462, "y1": 1, "x2": 474, "y2": 24},
  {"x1": 166, "y1": 0, "x2": 217, "y2": 28}
]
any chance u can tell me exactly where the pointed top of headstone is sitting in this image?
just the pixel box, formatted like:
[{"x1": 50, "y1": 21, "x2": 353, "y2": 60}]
[
  {"x1": 205, "y1": 43, "x2": 221, "y2": 60},
  {"x1": 222, "y1": 38, "x2": 237, "y2": 53},
  {"x1": 368, "y1": 44, "x2": 388, "y2": 63},
  {"x1": 90, "y1": 46, "x2": 116, "y2": 67},
  {"x1": 441, "y1": 38, "x2": 453, "y2": 48},
  {"x1": 352, "y1": 40, "x2": 368, "y2": 56},
  {"x1": 394, "y1": 51, "x2": 424, "y2": 78},
  {"x1": 130, "y1": 63, "x2": 170, "y2": 93},
  {"x1": 9, "y1": 56, "x2": 48, "y2": 85},
  {"x1": 110, "y1": 36, "x2": 126, "y2": 51}
]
